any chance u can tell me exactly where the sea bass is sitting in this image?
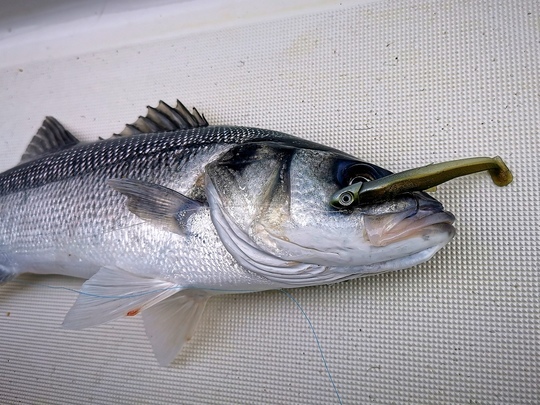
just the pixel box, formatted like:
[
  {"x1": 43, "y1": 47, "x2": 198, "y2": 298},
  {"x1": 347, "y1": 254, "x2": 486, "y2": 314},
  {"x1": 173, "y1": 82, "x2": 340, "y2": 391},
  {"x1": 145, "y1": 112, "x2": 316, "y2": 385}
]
[{"x1": 0, "y1": 100, "x2": 458, "y2": 366}]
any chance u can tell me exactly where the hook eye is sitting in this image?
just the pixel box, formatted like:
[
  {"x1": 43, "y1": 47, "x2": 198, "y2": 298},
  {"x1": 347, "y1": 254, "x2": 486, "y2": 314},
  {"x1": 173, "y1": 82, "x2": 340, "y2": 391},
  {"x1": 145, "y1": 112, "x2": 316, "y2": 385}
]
[{"x1": 338, "y1": 191, "x2": 355, "y2": 207}]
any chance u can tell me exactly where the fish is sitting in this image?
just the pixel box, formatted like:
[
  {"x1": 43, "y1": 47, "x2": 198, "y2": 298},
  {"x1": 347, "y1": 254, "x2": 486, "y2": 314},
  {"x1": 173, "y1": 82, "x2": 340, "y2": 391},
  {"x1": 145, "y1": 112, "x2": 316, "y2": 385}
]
[{"x1": 0, "y1": 100, "x2": 459, "y2": 366}]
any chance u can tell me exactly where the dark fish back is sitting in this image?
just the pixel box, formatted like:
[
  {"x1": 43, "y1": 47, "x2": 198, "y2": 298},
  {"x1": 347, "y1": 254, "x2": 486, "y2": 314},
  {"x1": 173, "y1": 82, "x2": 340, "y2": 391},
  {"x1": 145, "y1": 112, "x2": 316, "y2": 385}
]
[{"x1": 0, "y1": 126, "x2": 297, "y2": 196}]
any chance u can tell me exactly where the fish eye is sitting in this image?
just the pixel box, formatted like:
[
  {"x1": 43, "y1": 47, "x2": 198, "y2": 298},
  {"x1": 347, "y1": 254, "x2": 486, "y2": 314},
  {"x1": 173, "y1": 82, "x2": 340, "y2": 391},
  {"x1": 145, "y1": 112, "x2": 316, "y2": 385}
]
[
  {"x1": 334, "y1": 161, "x2": 378, "y2": 187},
  {"x1": 348, "y1": 174, "x2": 372, "y2": 185}
]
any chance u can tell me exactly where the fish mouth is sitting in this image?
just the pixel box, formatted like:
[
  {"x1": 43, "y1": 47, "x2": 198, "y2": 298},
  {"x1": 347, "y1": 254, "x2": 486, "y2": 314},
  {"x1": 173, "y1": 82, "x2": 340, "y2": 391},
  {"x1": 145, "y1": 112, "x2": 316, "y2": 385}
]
[{"x1": 363, "y1": 196, "x2": 456, "y2": 247}]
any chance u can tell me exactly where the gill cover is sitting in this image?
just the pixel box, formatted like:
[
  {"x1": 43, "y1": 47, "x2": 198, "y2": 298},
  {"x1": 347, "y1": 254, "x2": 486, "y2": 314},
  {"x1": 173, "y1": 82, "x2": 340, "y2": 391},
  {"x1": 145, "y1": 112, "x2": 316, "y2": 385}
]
[{"x1": 205, "y1": 143, "x2": 342, "y2": 286}]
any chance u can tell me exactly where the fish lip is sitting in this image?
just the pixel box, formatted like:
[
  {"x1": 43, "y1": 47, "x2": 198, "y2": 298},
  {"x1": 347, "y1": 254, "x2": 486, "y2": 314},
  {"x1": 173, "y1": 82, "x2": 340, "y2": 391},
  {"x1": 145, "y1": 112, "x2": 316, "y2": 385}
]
[{"x1": 363, "y1": 208, "x2": 456, "y2": 247}]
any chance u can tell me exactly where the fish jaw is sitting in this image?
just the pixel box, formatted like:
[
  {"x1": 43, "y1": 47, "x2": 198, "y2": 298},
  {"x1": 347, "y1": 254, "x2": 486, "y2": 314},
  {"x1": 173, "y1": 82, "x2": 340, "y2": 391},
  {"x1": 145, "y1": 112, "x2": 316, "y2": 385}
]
[
  {"x1": 364, "y1": 213, "x2": 456, "y2": 247},
  {"x1": 253, "y1": 213, "x2": 455, "y2": 269},
  {"x1": 255, "y1": 190, "x2": 456, "y2": 268},
  {"x1": 362, "y1": 193, "x2": 456, "y2": 247},
  {"x1": 327, "y1": 228, "x2": 455, "y2": 280}
]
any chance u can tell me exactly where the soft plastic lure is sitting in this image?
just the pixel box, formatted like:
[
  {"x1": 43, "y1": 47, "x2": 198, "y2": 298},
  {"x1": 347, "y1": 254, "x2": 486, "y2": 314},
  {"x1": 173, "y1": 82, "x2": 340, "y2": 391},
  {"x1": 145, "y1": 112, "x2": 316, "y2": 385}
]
[{"x1": 331, "y1": 156, "x2": 513, "y2": 209}]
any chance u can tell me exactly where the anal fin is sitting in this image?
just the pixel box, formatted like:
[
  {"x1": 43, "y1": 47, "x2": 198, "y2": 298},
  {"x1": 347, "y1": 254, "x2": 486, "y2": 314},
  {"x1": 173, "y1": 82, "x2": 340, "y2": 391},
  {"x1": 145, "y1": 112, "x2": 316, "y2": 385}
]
[{"x1": 143, "y1": 291, "x2": 210, "y2": 366}]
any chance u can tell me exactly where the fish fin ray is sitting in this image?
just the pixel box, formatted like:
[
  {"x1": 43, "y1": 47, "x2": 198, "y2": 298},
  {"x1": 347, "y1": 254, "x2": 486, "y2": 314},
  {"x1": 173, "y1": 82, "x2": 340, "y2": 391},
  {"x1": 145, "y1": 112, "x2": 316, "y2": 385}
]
[
  {"x1": 0, "y1": 265, "x2": 17, "y2": 284},
  {"x1": 62, "y1": 267, "x2": 179, "y2": 329},
  {"x1": 114, "y1": 100, "x2": 208, "y2": 137},
  {"x1": 21, "y1": 117, "x2": 80, "y2": 163},
  {"x1": 142, "y1": 291, "x2": 209, "y2": 366},
  {"x1": 107, "y1": 178, "x2": 203, "y2": 235}
]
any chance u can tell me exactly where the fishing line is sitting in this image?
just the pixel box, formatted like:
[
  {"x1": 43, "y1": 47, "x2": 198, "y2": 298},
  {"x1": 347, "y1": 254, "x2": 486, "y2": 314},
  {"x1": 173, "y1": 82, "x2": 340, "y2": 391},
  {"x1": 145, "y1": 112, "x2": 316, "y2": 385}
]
[
  {"x1": 280, "y1": 289, "x2": 343, "y2": 405},
  {"x1": 8, "y1": 279, "x2": 343, "y2": 403}
]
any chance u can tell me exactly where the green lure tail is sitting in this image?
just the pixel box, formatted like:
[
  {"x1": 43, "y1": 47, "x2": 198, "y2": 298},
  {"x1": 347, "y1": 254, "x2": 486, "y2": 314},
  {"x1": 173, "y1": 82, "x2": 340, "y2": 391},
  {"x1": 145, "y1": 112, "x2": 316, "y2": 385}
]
[{"x1": 331, "y1": 156, "x2": 513, "y2": 209}]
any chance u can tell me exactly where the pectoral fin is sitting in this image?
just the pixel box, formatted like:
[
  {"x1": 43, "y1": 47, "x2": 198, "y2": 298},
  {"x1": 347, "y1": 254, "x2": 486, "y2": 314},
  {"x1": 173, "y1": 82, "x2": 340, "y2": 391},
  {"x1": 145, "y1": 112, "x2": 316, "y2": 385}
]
[
  {"x1": 108, "y1": 178, "x2": 203, "y2": 234},
  {"x1": 62, "y1": 267, "x2": 180, "y2": 329},
  {"x1": 142, "y1": 291, "x2": 210, "y2": 366}
]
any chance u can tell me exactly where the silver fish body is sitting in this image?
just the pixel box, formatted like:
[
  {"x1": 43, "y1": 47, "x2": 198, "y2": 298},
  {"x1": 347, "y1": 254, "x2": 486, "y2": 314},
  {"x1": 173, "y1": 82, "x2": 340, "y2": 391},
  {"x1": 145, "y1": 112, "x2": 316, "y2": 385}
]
[
  {"x1": 0, "y1": 126, "x2": 299, "y2": 290},
  {"x1": 0, "y1": 102, "x2": 455, "y2": 365}
]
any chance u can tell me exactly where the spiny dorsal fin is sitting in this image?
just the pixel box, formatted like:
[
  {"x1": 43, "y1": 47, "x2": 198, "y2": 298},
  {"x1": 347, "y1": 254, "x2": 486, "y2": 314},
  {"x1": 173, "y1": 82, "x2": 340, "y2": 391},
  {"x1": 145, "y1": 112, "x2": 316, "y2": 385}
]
[
  {"x1": 113, "y1": 100, "x2": 209, "y2": 138},
  {"x1": 21, "y1": 116, "x2": 79, "y2": 163}
]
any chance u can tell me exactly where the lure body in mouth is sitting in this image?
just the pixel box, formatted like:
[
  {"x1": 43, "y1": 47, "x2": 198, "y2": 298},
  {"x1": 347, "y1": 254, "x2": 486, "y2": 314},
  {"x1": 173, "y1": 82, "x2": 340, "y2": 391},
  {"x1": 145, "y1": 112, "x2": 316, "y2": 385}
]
[{"x1": 331, "y1": 156, "x2": 513, "y2": 209}]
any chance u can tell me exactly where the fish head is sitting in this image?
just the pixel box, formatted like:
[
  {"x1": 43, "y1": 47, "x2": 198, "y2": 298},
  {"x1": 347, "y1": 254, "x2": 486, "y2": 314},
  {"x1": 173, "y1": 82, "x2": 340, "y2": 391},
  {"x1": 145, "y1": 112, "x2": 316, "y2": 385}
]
[{"x1": 206, "y1": 142, "x2": 455, "y2": 285}]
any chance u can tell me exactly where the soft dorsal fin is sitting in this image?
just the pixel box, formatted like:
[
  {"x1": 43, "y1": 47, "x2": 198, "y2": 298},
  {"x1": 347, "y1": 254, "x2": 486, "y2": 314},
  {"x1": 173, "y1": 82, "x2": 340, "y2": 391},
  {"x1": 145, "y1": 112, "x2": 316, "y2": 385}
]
[
  {"x1": 21, "y1": 116, "x2": 79, "y2": 163},
  {"x1": 114, "y1": 100, "x2": 209, "y2": 137}
]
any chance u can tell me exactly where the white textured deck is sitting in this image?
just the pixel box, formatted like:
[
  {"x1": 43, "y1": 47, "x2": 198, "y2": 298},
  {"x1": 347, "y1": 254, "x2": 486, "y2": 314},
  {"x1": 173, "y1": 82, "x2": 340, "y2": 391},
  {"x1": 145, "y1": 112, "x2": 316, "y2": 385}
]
[{"x1": 0, "y1": 1, "x2": 537, "y2": 403}]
